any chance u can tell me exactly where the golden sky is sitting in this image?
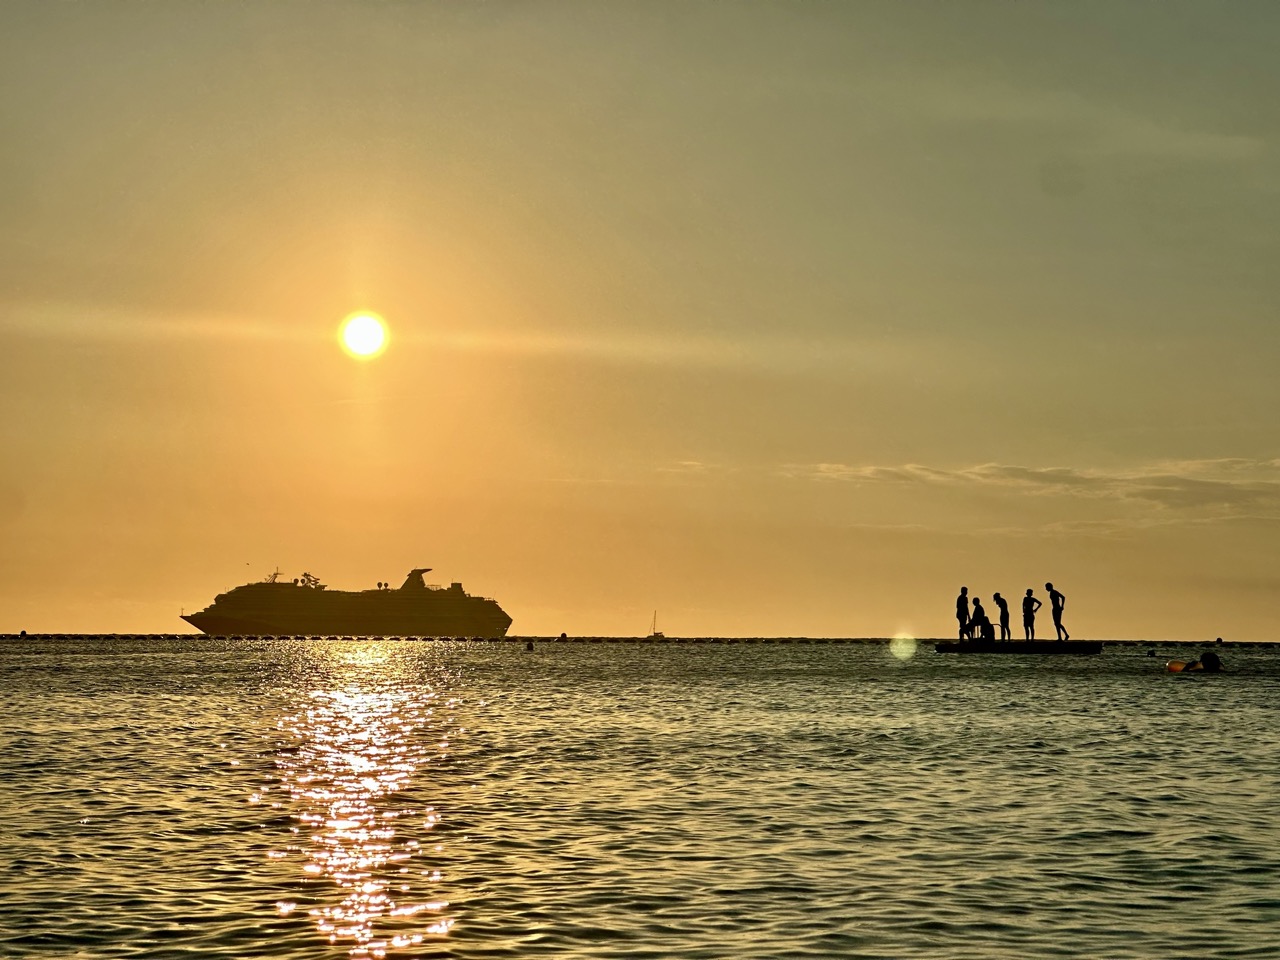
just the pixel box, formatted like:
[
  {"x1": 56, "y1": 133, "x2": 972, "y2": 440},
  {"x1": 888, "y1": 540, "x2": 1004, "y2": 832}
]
[{"x1": 2, "y1": 2, "x2": 1278, "y2": 639}]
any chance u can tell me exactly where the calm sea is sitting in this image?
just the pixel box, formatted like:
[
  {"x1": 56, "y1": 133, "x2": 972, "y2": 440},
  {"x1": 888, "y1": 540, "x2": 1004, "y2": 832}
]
[{"x1": 2, "y1": 638, "x2": 1279, "y2": 959}]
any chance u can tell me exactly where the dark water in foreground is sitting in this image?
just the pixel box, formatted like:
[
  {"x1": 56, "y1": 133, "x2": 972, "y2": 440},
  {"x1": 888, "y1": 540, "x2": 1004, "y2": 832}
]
[{"x1": 2, "y1": 638, "x2": 1279, "y2": 959}]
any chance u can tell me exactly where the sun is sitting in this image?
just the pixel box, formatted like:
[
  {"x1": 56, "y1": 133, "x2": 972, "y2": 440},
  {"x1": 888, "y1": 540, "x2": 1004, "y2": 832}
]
[{"x1": 339, "y1": 313, "x2": 388, "y2": 359}]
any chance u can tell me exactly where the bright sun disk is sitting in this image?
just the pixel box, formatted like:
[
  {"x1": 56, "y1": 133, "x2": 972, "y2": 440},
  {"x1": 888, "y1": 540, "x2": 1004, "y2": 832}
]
[{"x1": 340, "y1": 313, "x2": 388, "y2": 359}]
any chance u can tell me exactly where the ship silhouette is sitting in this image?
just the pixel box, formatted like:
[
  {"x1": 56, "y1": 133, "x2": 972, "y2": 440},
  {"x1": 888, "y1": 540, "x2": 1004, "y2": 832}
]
[{"x1": 181, "y1": 568, "x2": 512, "y2": 637}]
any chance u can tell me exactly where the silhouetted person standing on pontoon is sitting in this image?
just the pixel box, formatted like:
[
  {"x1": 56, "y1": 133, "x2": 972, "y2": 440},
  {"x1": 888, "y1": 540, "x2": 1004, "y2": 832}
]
[
  {"x1": 1046, "y1": 582, "x2": 1069, "y2": 640},
  {"x1": 956, "y1": 587, "x2": 970, "y2": 640},
  {"x1": 1023, "y1": 589, "x2": 1042, "y2": 640},
  {"x1": 992, "y1": 592, "x2": 1011, "y2": 640}
]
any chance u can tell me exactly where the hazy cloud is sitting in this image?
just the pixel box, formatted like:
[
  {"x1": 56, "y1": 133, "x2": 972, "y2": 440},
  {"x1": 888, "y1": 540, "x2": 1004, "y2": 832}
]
[
  {"x1": 1, "y1": 300, "x2": 947, "y2": 377},
  {"x1": 0, "y1": 303, "x2": 313, "y2": 344},
  {"x1": 789, "y1": 459, "x2": 1280, "y2": 514},
  {"x1": 656, "y1": 460, "x2": 730, "y2": 477},
  {"x1": 905, "y1": 79, "x2": 1266, "y2": 165}
]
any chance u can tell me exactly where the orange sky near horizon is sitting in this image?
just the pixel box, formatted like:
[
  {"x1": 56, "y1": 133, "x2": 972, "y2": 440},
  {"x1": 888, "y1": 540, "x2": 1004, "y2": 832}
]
[{"x1": 2, "y1": 3, "x2": 1279, "y2": 640}]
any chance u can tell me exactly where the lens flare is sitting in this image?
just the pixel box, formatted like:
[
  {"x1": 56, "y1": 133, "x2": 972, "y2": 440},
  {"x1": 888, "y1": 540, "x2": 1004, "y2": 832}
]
[{"x1": 889, "y1": 635, "x2": 918, "y2": 660}]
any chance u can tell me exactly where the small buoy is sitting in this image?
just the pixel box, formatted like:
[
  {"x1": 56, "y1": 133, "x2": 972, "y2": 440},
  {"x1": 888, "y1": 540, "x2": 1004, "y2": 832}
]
[
  {"x1": 1166, "y1": 660, "x2": 1188, "y2": 673},
  {"x1": 525, "y1": 640, "x2": 534, "y2": 652}
]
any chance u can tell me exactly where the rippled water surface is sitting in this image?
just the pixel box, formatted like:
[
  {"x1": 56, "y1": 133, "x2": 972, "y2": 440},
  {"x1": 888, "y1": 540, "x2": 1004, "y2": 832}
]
[{"x1": 3, "y1": 638, "x2": 1280, "y2": 958}]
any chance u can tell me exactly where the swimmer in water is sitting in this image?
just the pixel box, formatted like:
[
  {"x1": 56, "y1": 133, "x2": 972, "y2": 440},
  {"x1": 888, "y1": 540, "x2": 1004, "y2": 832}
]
[
  {"x1": 1167, "y1": 650, "x2": 1224, "y2": 673},
  {"x1": 1192, "y1": 651, "x2": 1223, "y2": 672}
]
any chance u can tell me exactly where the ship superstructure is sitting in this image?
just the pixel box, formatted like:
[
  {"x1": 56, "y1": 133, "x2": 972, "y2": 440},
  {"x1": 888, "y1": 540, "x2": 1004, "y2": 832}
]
[{"x1": 181, "y1": 568, "x2": 512, "y2": 637}]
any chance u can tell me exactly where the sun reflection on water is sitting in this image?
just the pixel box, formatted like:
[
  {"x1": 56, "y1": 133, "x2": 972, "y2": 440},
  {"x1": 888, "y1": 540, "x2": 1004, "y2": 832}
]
[{"x1": 269, "y1": 646, "x2": 458, "y2": 957}]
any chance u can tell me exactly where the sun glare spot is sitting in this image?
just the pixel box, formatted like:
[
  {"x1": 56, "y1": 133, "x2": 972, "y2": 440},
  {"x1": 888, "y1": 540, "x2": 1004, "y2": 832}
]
[
  {"x1": 889, "y1": 634, "x2": 918, "y2": 660},
  {"x1": 340, "y1": 313, "x2": 388, "y2": 359}
]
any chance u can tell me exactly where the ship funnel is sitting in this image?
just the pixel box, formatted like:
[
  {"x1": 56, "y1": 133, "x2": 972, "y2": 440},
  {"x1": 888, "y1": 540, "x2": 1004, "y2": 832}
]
[{"x1": 400, "y1": 568, "x2": 433, "y2": 590}]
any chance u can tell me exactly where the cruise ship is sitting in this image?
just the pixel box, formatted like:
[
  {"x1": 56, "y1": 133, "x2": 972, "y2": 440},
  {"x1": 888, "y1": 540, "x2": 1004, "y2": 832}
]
[{"x1": 181, "y1": 568, "x2": 512, "y2": 637}]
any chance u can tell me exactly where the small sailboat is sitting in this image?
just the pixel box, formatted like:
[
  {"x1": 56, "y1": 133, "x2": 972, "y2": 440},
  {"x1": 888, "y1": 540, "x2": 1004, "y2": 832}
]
[{"x1": 648, "y1": 610, "x2": 664, "y2": 639}]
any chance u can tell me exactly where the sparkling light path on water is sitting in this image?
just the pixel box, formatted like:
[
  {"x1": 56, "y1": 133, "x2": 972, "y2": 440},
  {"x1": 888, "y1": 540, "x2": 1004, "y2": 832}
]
[{"x1": 267, "y1": 646, "x2": 458, "y2": 957}]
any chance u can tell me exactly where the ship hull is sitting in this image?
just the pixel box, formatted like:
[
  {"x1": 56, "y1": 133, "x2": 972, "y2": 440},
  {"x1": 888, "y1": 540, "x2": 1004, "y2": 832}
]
[{"x1": 182, "y1": 575, "x2": 512, "y2": 637}]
